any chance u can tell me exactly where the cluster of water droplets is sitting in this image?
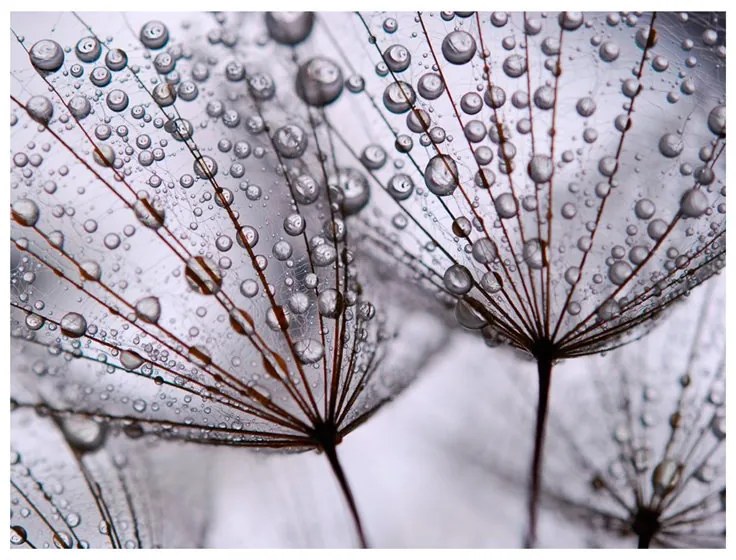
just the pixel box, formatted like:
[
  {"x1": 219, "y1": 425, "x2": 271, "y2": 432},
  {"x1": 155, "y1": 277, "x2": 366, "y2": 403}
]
[{"x1": 311, "y1": 11, "x2": 727, "y2": 355}]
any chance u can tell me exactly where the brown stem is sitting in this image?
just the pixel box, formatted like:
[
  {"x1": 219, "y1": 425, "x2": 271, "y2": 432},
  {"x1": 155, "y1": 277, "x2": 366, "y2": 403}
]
[
  {"x1": 524, "y1": 355, "x2": 554, "y2": 548},
  {"x1": 322, "y1": 440, "x2": 369, "y2": 548},
  {"x1": 638, "y1": 532, "x2": 653, "y2": 549}
]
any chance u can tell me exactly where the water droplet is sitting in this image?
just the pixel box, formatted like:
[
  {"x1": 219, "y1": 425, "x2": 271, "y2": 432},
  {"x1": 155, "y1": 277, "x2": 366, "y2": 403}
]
[
  {"x1": 265, "y1": 12, "x2": 314, "y2": 45},
  {"x1": 444, "y1": 264, "x2": 473, "y2": 295},
  {"x1": 295, "y1": 339, "x2": 324, "y2": 364},
  {"x1": 424, "y1": 155, "x2": 458, "y2": 196},
  {"x1": 184, "y1": 256, "x2": 223, "y2": 295},
  {"x1": 296, "y1": 57, "x2": 343, "y2": 107},
  {"x1": 135, "y1": 296, "x2": 161, "y2": 324},
  {"x1": 273, "y1": 124, "x2": 308, "y2": 159},
  {"x1": 442, "y1": 30, "x2": 477, "y2": 65},
  {"x1": 26, "y1": 96, "x2": 53, "y2": 125},
  {"x1": 494, "y1": 192, "x2": 518, "y2": 218},
  {"x1": 387, "y1": 173, "x2": 414, "y2": 200},
  {"x1": 417, "y1": 72, "x2": 444, "y2": 100},
  {"x1": 29, "y1": 39, "x2": 64, "y2": 72},
  {"x1": 383, "y1": 81, "x2": 416, "y2": 114},
  {"x1": 680, "y1": 188, "x2": 708, "y2": 218},
  {"x1": 11, "y1": 199, "x2": 39, "y2": 227},
  {"x1": 658, "y1": 133, "x2": 684, "y2": 158},
  {"x1": 120, "y1": 349, "x2": 144, "y2": 370},
  {"x1": 527, "y1": 155, "x2": 553, "y2": 183},
  {"x1": 60, "y1": 312, "x2": 86, "y2": 338},
  {"x1": 140, "y1": 20, "x2": 169, "y2": 49}
]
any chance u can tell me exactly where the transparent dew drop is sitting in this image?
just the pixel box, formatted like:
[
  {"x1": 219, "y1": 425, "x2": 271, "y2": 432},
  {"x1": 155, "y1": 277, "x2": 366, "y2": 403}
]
[
  {"x1": 60, "y1": 417, "x2": 105, "y2": 452},
  {"x1": 711, "y1": 414, "x2": 725, "y2": 440},
  {"x1": 608, "y1": 261, "x2": 632, "y2": 285},
  {"x1": 597, "y1": 299, "x2": 621, "y2": 321},
  {"x1": 472, "y1": 238, "x2": 498, "y2": 264},
  {"x1": 273, "y1": 124, "x2": 308, "y2": 159},
  {"x1": 120, "y1": 349, "x2": 144, "y2": 370},
  {"x1": 455, "y1": 298, "x2": 487, "y2": 329},
  {"x1": 248, "y1": 72, "x2": 276, "y2": 101},
  {"x1": 680, "y1": 188, "x2": 708, "y2": 218},
  {"x1": 628, "y1": 246, "x2": 649, "y2": 265},
  {"x1": 139, "y1": 20, "x2": 169, "y2": 49},
  {"x1": 480, "y1": 270, "x2": 503, "y2": 294},
  {"x1": 68, "y1": 95, "x2": 92, "y2": 119},
  {"x1": 387, "y1": 173, "x2": 414, "y2": 200},
  {"x1": 265, "y1": 12, "x2": 314, "y2": 45},
  {"x1": 53, "y1": 531, "x2": 73, "y2": 549},
  {"x1": 193, "y1": 155, "x2": 218, "y2": 180},
  {"x1": 288, "y1": 292, "x2": 310, "y2": 314},
  {"x1": 443, "y1": 264, "x2": 473, "y2": 295},
  {"x1": 75, "y1": 36, "x2": 101, "y2": 63},
  {"x1": 188, "y1": 345, "x2": 212, "y2": 367},
  {"x1": 576, "y1": 96, "x2": 596, "y2": 117},
  {"x1": 106, "y1": 89, "x2": 129, "y2": 112},
  {"x1": 494, "y1": 192, "x2": 518, "y2": 219},
  {"x1": 485, "y1": 85, "x2": 507, "y2": 109},
  {"x1": 441, "y1": 30, "x2": 477, "y2": 65},
  {"x1": 523, "y1": 239, "x2": 546, "y2": 270},
  {"x1": 424, "y1": 154, "x2": 458, "y2": 196},
  {"x1": 74, "y1": 262, "x2": 101, "y2": 286},
  {"x1": 29, "y1": 39, "x2": 64, "y2": 72},
  {"x1": 266, "y1": 306, "x2": 290, "y2": 331},
  {"x1": 384, "y1": 44, "x2": 411, "y2": 72},
  {"x1": 11, "y1": 198, "x2": 39, "y2": 227},
  {"x1": 283, "y1": 213, "x2": 306, "y2": 236},
  {"x1": 152, "y1": 83, "x2": 177, "y2": 107},
  {"x1": 652, "y1": 460, "x2": 681, "y2": 497},
  {"x1": 707, "y1": 105, "x2": 726, "y2": 136},
  {"x1": 527, "y1": 154, "x2": 553, "y2": 183},
  {"x1": 230, "y1": 307, "x2": 255, "y2": 336},
  {"x1": 333, "y1": 167, "x2": 371, "y2": 215},
  {"x1": 417, "y1": 72, "x2": 444, "y2": 100},
  {"x1": 133, "y1": 194, "x2": 165, "y2": 229},
  {"x1": 559, "y1": 12, "x2": 584, "y2": 31},
  {"x1": 452, "y1": 217, "x2": 472, "y2": 237},
  {"x1": 635, "y1": 198, "x2": 656, "y2": 219},
  {"x1": 135, "y1": 296, "x2": 161, "y2": 324},
  {"x1": 533, "y1": 86, "x2": 554, "y2": 110},
  {"x1": 60, "y1": 312, "x2": 87, "y2": 338},
  {"x1": 383, "y1": 81, "x2": 416, "y2": 114},
  {"x1": 236, "y1": 226, "x2": 259, "y2": 249},
  {"x1": 461, "y1": 92, "x2": 483, "y2": 114},
  {"x1": 11, "y1": 526, "x2": 28, "y2": 546},
  {"x1": 502, "y1": 54, "x2": 526, "y2": 78},
  {"x1": 26, "y1": 95, "x2": 54, "y2": 125},
  {"x1": 318, "y1": 289, "x2": 344, "y2": 318},
  {"x1": 185, "y1": 256, "x2": 223, "y2": 295},
  {"x1": 93, "y1": 144, "x2": 115, "y2": 167},
  {"x1": 272, "y1": 240, "x2": 293, "y2": 261},
  {"x1": 104, "y1": 47, "x2": 127, "y2": 71},
  {"x1": 293, "y1": 174, "x2": 320, "y2": 205},
  {"x1": 240, "y1": 279, "x2": 259, "y2": 298},
  {"x1": 599, "y1": 40, "x2": 620, "y2": 62},
  {"x1": 361, "y1": 144, "x2": 387, "y2": 170},
  {"x1": 294, "y1": 339, "x2": 325, "y2": 364},
  {"x1": 658, "y1": 133, "x2": 684, "y2": 158},
  {"x1": 25, "y1": 313, "x2": 44, "y2": 330},
  {"x1": 165, "y1": 118, "x2": 193, "y2": 141},
  {"x1": 296, "y1": 57, "x2": 344, "y2": 107}
]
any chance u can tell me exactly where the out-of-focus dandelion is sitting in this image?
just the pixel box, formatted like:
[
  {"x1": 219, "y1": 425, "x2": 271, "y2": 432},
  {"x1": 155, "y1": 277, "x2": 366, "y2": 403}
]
[
  {"x1": 295, "y1": 11, "x2": 726, "y2": 544},
  {"x1": 10, "y1": 409, "x2": 165, "y2": 548},
  {"x1": 424, "y1": 276, "x2": 724, "y2": 547},
  {"x1": 9, "y1": 12, "x2": 444, "y2": 547}
]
